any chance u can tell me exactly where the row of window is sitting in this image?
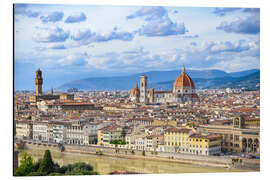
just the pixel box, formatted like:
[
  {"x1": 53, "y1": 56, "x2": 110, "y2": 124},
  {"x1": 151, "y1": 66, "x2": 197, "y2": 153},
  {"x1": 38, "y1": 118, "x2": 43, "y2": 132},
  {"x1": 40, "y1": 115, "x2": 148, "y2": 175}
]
[
  {"x1": 165, "y1": 136, "x2": 208, "y2": 142},
  {"x1": 166, "y1": 142, "x2": 209, "y2": 148}
]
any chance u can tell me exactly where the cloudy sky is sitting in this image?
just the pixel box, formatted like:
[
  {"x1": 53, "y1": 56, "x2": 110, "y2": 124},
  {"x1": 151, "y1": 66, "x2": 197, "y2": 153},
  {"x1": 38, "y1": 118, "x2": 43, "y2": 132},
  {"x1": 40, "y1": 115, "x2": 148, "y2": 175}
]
[{"x1": 14, "y1": 4, "x2": 260, "y2": 90}]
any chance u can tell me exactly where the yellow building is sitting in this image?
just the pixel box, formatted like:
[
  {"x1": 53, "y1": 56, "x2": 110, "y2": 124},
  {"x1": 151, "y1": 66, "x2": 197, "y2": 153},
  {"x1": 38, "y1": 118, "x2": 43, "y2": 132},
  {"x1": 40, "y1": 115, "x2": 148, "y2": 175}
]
[
  {"x1": 188, "y1": 133, "x2": 222, "y2": 155},
  {"x1": 164, "y1": 128, "x2": 193, "y2": 153},
  {"x1": 164, "y1": 127, "x2": 222, "y2": 155}
]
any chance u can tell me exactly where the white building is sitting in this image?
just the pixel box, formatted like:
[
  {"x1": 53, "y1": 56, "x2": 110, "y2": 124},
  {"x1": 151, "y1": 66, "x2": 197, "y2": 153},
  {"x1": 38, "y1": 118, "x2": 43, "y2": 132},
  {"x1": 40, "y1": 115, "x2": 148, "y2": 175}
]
[
  {"x1": 66, "y1": 119, "x2": 88, "y2": 145},
  {"x1": 33, "y1": 121, "x2": 48, "y2": 141}
]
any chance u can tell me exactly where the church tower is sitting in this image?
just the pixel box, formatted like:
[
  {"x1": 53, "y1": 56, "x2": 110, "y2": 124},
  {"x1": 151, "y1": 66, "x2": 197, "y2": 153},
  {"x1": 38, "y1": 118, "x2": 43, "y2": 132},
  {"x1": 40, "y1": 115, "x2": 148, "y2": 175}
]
[
  {"x1": 140, "y1": 75, "x2": 148, "y2": 103},
  {"x1": 35, "y1": 68, "x2": 43, "y2": 96}
]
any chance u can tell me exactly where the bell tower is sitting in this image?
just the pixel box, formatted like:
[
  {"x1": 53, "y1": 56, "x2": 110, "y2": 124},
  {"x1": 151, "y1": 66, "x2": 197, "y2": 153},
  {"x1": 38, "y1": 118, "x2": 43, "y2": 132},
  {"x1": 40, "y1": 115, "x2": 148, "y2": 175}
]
[
  {"x1": 140, "y1": 75, "x2": 148, "y2": 104},
  {"x1": 35, "y1": 68, "x2": 43, "y2": 96}
]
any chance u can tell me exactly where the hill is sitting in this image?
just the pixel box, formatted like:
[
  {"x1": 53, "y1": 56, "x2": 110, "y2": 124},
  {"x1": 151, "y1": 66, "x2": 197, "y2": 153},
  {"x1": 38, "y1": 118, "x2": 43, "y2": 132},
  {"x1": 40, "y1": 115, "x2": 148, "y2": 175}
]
[
  {"x1": 58, "y1": 69, "x2": 259, "y2": 91},
  {"x1": 150, "y1": 71, "x2": 260, "y2": 90}
]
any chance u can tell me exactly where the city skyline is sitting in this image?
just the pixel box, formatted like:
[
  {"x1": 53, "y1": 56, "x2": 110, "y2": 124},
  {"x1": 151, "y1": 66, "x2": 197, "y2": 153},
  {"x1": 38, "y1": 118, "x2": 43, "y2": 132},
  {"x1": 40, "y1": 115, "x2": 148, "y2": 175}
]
[{"x1": 14, "y1": 4, "x2": 260, "y2": 90}]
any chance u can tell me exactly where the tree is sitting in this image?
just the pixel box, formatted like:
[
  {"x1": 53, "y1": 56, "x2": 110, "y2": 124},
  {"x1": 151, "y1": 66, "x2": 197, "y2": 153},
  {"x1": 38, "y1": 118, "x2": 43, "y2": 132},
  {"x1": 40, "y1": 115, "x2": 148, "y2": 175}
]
[
  {"x1": 38, "y1": 150, "x2": 55, "y2": 175},
  {"x1": 142, "y1": 150, "x2": 145, "y2": 156},
  {"x1": 33, "y1": 158, "x2": 43, "y2": 172},
  {"x1": 27, "y1": 172, "x2": 47, "y2": 176},
  {"x1": 64, "y1": 162, "x2": 98, "y2": 175},
  {"x1": 14, "y1": 152, "x2": 35, "y2": 176}
]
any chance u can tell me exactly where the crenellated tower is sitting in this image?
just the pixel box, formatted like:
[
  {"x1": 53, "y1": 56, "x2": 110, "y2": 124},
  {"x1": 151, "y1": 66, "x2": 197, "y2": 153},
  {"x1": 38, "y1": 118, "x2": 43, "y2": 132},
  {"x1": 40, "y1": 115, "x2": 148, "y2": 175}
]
[{"x1": 35, "y1": 68, "x2": 43, "y2": 96}]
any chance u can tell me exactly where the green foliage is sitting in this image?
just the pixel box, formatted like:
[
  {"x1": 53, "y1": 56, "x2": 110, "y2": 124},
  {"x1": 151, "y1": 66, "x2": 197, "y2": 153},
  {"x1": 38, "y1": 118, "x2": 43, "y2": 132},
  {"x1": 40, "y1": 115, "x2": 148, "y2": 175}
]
[
  {"x1": 71, "y1": 162, "x2": 93, "y2": 172},
  {"x1": 14, "y1": 152, "x2": 35, "y2": 176},
  {"x1": 109, "y1": 139, "x2": 126, "y2": 145},
  {"x1": 38, "y1": 150, "x2": 55, "y2": 175},
  {"x1": 33, "y1": 158, "x2": 42, "y2": 172},
  {"x1": 131, "y1": 150, "x2": 135, "y2": 155},
  {"x1": 48, "y1": 172, "x2": 64, "y2": 176},
  {"x1": 64, "y1": 162, "x2": 97, "y2": 175},
  {"x1": 27, "y1": 172, "x2": 47, "y2": 176},
  {"x1": 15, "y1": 151, "x2": 98, "y2": 176},
  {"x1": 142, "y1": 150, "x2": 145, "y2": 156},
  {"x1": 65, "y1": 170, "x2": 98, "y2": 175}
]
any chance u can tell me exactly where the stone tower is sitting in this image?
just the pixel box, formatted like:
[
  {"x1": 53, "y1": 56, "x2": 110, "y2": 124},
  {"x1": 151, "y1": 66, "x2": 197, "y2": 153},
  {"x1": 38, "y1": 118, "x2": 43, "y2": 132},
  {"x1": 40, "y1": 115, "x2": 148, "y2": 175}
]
[
  {"x1": 35, "y1": 68, "x2": 43, "y2": 96},
  {"x1": 140, "y1": 75, "x2": 148, "y2": 103},
  {"x1": 149, "y1": 88, "x2": 155, "y2": 103}
]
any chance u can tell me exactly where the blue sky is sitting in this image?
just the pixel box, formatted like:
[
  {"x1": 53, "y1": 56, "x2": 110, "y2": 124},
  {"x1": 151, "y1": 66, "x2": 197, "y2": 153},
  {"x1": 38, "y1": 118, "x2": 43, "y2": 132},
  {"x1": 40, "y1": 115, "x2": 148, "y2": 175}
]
[{"x1": 14, "y1": 4, "x2": 260, "y2": 90}]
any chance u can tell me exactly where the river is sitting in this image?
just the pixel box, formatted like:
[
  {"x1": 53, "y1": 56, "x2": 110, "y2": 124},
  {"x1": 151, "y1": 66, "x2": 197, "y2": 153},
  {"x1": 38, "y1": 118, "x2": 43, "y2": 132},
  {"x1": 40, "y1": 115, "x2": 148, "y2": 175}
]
[{"x1": 18, "y1": 149, "x2": 249, "y2": 175}]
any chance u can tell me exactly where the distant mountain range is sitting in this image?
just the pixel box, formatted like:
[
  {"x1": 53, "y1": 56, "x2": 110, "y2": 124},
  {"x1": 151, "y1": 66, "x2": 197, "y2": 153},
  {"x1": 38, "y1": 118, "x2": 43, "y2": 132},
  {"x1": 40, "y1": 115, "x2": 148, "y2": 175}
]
[
  {"x1": 150, "y1": 71, "x2": 260, "y2": 90},
  {"x1": 58, "y1": 69, "x2": 260, "y2": 91}
]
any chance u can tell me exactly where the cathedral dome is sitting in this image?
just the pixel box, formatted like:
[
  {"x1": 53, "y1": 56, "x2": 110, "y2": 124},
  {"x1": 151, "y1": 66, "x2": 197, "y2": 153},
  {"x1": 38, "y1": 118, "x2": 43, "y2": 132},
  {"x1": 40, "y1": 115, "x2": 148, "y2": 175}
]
[
  {"x1": 130, "y1": 84, "x2": 140, "y2": 96},
  {"x1": 173, "y1": 66, "x2": 195, "y2": 90}
]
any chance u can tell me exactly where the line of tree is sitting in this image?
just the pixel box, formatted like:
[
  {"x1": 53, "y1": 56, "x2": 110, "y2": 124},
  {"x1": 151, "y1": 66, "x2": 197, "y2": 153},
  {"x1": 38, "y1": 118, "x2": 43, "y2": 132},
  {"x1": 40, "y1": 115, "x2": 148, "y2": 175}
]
[
  {"x1": 14, "y1": 150, "x2": 99, "y2": 176},
  {"x1": 109, "y1": 139, "x2": 126, "y2": 145}
]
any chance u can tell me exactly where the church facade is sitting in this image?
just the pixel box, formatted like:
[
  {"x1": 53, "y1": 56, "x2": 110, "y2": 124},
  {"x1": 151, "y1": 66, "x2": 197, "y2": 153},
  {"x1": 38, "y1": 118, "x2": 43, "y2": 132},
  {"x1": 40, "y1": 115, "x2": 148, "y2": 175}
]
[{"x1": 129, "y1": 66, "x2": 199, "y2": 104}]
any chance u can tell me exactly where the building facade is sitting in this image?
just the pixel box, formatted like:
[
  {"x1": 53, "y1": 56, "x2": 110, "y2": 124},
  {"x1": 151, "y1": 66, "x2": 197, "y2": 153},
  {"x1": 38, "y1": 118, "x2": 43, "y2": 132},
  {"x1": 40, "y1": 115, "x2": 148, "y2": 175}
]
[
  {"x1": 15, "y1": 120, "x2": 33, "y2": 139},
  {"x1": 164, "y1": 127, "x2": 222, "y2": 155},
  {"x1": 200, "y1": 116, "x2": 260, "y2": 154}
]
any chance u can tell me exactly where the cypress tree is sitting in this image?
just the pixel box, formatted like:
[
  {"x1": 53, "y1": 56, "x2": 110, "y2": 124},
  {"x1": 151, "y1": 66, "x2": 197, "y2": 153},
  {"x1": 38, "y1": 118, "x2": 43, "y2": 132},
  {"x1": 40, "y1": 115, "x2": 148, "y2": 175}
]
[{"x1": 38, "y1": 150, "x2": 54, "y2": 175}]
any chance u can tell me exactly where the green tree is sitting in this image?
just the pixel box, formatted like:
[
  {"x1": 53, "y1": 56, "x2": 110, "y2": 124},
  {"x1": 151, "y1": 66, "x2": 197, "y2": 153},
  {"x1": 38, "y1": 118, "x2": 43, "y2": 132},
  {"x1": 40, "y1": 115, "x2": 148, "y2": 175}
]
[
  {"x1": 142, "y1": 150, "x2": 145, "y2": 156},
  {"x1": 14, "y1": 152, "x2": 35, "y2": 176},
  {"x1": 38, "y1": 150, "x2": 55, "y2": 175},
  {"x1": 48, "y1": 172, "x2": 64, "y2": 176},
  {"x1": 65, "y1": 162, "x2": 98, "y2": 175},
  {"x1": 27, "y1": 172, "x2": 47, "y2": 176},
  {"x1": 33, "y1": 158, "x2": 42, "y2": 172}
]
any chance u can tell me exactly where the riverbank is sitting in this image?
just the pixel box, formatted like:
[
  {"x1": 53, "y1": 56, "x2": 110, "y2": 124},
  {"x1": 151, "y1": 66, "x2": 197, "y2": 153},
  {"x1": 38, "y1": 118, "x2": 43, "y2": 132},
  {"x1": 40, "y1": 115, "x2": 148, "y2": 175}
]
[{"x1": 18, "y1": 142, "x2": 259, "y2": 173}]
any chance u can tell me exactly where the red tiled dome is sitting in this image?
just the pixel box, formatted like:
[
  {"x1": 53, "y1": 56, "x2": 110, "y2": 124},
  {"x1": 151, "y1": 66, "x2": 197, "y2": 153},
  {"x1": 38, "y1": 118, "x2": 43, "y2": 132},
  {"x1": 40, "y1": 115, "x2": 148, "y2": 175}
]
[
  {"x1": 130, "y1": 84, "x2": 140, "y2": 96},
  {"x1": 173, "y1": 67, "x2": 195, "y2": 89}
]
